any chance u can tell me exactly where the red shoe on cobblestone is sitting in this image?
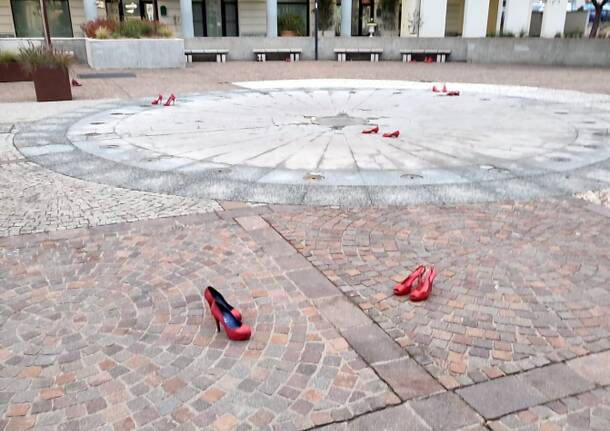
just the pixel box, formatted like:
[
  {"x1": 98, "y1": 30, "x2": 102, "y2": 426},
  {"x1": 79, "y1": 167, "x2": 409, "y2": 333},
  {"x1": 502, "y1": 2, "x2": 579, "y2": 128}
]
[
  {"x1": 410, "y1": 266, "x2": 436, "y2": 302},
  {"x1": 164, "y1": 94, "x2": 176, "y2": 106},
  {"x1": 151, "y1": 94, "x2": 163, "y2": 105},
  {"x1": 383, "y1": 130, "x2": 400, "y2": 138},
  {"x1": 394, "y1": 265, "x2": 426, "y2": 296},
  {"x1": 442, "y1": 84, "x2": 447, "y2": 93},
  {"x1": 204, "y1": 286, "x2": 242, "y2": 321},
  {"x1": 432, "y1": 85, "x2": 440, "y2": 93},
  {"x1": 211, "y1": 301, "x2": 251, "y2": 341},
  {"x1": 446, "y1": 91, "x2": 460, "y2": 97},
  {"x1": 362, "y1": 125, "x2": 379, "y2": 134}
]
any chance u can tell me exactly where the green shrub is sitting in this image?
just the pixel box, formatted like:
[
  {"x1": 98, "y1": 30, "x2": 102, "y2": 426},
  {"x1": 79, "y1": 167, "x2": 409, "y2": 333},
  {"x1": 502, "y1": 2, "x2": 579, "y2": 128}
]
[
  {"x1": 278, "y1": 14, "x2": 305, "y2": 36},
  {"x1": 81, "y1": 18, "x2": 119, "y2": 38},
  {"x1": 94, "y1": 26, "x2": 112, "y2": 39},
  {"x1": 82, "y1": 18, "x2": 173, "y2": 38},
  {"x1": 0, "y1": 50, "x2": 19, "y2": 64},
  {"x1": 18, "y1": 44, "x2": 73, "y2": 72},
  {"x1": 156, "y1": 23, "x2": 173, "y2": 38}
]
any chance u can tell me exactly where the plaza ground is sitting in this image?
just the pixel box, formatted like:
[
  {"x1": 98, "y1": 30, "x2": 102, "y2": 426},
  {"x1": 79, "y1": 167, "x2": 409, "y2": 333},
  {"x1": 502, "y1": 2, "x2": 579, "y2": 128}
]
[{"x1": 0, "y1": 62, "x2": 609, "y2": 431}]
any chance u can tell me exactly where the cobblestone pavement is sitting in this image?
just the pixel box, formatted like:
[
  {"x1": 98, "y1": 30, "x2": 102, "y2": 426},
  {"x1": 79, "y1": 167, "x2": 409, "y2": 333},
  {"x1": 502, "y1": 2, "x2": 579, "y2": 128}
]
[
  {"x1": 265, "y1": 199, "x2": 610, "y2": 389},
  {"x1": 0, "y1": 127, "x2": 219, "y2": 237},
  {"x1": 0, "y1": 214, "x2": 399, "y2": 431}
]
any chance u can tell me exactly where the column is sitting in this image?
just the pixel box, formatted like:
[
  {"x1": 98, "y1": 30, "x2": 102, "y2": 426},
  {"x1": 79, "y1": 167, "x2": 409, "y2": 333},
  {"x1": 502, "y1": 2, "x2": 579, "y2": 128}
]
[
  {"x1": 400, "y1": 0, "x2": 419, "y2": 37},
  {"x1": 540, "y1": 0, "x2": 568, "y2": 38},
  {"x1": 83, "y1": 0, "x2": 97, "y2": 21},
  {"x1": 419, "y1": 0, "x2": 448, "y2": 37},
  {"x1": 267, "y1": 0, "x2": 277, "y2": 37},
  {"x1": 341, "y1": 0, "x2": 352, "y2": 37},
  {"x1": 504, "y1": 0, "x2": 533, "y2": 35},
  {"x1": 463, "y1": 0, "x2": 489, "y2": 37},
  {"x1": 180, "y1": 0, "x2": 194, "y2": 38}
]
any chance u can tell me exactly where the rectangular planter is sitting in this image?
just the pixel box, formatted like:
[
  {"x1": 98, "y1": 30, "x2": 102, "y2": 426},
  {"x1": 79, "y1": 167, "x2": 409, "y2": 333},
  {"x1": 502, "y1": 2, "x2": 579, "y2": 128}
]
[
  {"x1": 33, "y1": 67, "x2": 72, "y2": 102},
  {"x1": 0, "y1": 62, "x2": 32, "y2": 82},
  {"x1": 85, "y1": 38, "x2": 185, "y2": 69}
]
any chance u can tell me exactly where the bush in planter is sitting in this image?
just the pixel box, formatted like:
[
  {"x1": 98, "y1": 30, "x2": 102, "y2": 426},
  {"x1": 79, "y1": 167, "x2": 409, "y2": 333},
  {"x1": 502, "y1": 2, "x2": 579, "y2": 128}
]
[
  {"x1": 81, "y1": 18, "x2": 119, "y2": 38},
  {"x1": 19, "y1": 45, "x2": 73, "y2": 102},
  {"x1": 278, "y1": 14, "x2": 305, "y2": 36},
  {"x1": 81, "y1": 18, "x2": 173, "y2": 39},
  {"x1": 1, "y1": 50, "x2": 32, "y2": 82}
]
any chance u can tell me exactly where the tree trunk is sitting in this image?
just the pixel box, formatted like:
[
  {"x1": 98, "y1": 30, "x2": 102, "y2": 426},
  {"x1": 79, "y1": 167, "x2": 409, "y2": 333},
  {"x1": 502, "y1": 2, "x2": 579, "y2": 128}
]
[{"x1": 589, "y1": 8, "x2": 602, "y2": 38}]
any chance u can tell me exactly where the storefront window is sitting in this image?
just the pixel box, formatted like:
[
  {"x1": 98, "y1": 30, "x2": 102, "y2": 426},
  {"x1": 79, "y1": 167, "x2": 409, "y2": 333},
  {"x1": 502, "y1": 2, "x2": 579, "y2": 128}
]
[
  {"x1": 278, "y1": 1, "x2": 309, "y2": 36},
  {"x1": 11, "y1": 0, "x2": 73, "y2": 37}
]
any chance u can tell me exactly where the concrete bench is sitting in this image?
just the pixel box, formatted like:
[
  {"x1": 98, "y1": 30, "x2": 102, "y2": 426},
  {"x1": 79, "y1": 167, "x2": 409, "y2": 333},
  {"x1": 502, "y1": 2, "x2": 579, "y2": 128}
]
[
  {"x1": 253, "y1": 48, "x2": 302, "y2": 62},
  {"x1": 185, "y1": 49, "x2": 229, "y2": 63},
  {"x1": 335, "y1": 48, "x2": 383, "y2": 62},
  {"x1": 401, "y1": 49, "x2": 451, "y2": 63}
]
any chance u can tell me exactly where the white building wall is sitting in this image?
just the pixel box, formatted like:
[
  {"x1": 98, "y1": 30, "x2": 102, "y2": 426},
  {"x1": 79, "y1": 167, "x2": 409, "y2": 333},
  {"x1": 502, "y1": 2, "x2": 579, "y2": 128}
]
[
  {"x1": 540, "y1": 0, "x2": 568, "y2": 37},
  {"x1": 463, "y1": 0, "x2": 489, "y2": 37},
  {"x1": 400, "y1": 0, "x2": 419, "y2": 36},
  {"x1": 239, "y1": 0, "x2": 266, "y2": 36},
  {"x1": 0, "y1": 0, "x2": 15, "y2": 36},
  {"x1": 419, "y1": 0, "x2": 448, "y2": 37},
  {"x1": 159, "y1": 0, "x2": 183, "y2": 37},
  {"x1": 504, "y1": 0, "x2": 533, "y2": 35}
]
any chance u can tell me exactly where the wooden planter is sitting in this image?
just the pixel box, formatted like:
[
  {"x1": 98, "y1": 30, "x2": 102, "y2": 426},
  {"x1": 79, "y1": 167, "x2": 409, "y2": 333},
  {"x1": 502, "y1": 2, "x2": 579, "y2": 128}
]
[
  {"x1": 0, "y1": 62, "x2": 32, "y2": 82},
  {"x1": 33, "y1": 67, "x2": 72, "y2": 102}
]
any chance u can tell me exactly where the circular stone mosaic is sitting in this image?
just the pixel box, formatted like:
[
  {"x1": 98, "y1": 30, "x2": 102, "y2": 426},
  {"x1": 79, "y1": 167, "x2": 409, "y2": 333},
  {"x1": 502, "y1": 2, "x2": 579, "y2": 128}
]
[{"x1": 15, "y1": 80, "x2": 610, "y2": 206}]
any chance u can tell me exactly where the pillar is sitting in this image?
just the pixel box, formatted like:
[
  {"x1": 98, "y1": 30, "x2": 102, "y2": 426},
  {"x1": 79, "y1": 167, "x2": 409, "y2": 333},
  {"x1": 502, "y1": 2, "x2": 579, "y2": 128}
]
[
  {"x1": 463, "y1": 0, "x2": 489, "y2": 37},
  {"x1": 267, "y1": 0, "x2": 277, "y2": 37},
  {"x1": 503, "y1": 0, "x2": 533, "y2": 35},
  {"x1": 400, "y1": 0, "x2": 419, "y2": 37},
  {"x1": 180, "y1": 0, "x2": 194, "y2": 38},
  {"x1": 540, "y1": 0, "x2": 568, "y2": 38},
  {"x1": 419, "y1": 0, "x2": 448, "y2": 37},
  {"x1": 341, "y1": 0, "x2": 352, "y2": 37},
  {"x1": 83, "y1": 0, "x2": 97, "y2": 21}
]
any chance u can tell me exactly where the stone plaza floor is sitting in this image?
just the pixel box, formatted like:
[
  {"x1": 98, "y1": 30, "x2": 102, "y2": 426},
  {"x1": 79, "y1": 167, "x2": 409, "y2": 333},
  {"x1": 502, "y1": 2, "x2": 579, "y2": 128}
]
[{"x1": 0, "y1": 63, "x2": 609, "y2": 430}]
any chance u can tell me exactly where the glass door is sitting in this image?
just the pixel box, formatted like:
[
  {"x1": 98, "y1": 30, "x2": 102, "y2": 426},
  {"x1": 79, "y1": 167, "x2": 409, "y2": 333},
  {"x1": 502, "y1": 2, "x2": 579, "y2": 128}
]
[{"x1": 222, "y1": 0, "x2": 238, "y2": 36}]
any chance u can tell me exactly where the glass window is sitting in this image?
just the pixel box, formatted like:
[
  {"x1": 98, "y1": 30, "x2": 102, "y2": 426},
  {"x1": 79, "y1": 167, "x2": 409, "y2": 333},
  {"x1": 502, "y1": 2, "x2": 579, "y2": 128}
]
[
  {"x1": 222, "y1": 0, "x2": 238, "y2": 36},
  {"x1": 11, "y1": 0, "x2": 73, "y2": 37},
  {"x1": 278, "y1": 1, "x2": 309, "y2": 36}
]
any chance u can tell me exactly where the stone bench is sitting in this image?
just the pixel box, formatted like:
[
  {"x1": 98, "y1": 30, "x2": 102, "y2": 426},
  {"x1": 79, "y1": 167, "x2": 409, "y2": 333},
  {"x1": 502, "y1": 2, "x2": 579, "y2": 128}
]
[
  {"x1": 401, "y1": 49, "x2": 451, "y2": 63},
  {"x1": 253, "y1": 48, "x2": 302, "y2": 62},
  {"x1": 185, "y1": 49, "x2": 229, "y2": 63},
  {"x1": 335, "y1": 48, "x2": 383, "y2": 62}
]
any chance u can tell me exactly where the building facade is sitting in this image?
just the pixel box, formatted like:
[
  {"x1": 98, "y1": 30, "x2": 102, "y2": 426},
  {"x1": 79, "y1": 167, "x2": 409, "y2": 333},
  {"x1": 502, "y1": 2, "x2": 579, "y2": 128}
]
[{"x1": 0, "y1": 0, "x2": 583, "y2": 40}]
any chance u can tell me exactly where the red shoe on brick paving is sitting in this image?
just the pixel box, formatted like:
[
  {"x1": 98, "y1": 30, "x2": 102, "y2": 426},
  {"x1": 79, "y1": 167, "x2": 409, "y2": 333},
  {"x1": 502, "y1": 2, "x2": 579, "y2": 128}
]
[
  {"x1": 164, "y1": 94, "x2": 176, "y2": 106},
  {"x1": 393, "y1": 265, "x2": 426, "y2": 296},
  {"x1": 71, "y1": 79, "x2": 82, "y2": 87},
  {"x1": 211, "y1": 300, "x2": 251, "y2": 341},
  {"x1": 383, "y1": 130, "x2": 400, "y2": 138},
  {"x1": 442, "y1": 84, "x2": 447, "y2": 93},
  {"x1": 362, "y1": 125, "x2": 379, "y2": 134},
  {"x1": 204, "y1": 286, "x2": 242, "y2": 321},
  {"x1": 446, "y1": 91, "x2": 460, "y2": 97},
  {"x1": 151, "y1": 94, "x2": 163, "y2": 105},
  {"x1": 432, "y1": 85, "x2": 440, "y2": 93},
  {"x1": 410, "y1": 266, "x2": 436, "y2": 302}
]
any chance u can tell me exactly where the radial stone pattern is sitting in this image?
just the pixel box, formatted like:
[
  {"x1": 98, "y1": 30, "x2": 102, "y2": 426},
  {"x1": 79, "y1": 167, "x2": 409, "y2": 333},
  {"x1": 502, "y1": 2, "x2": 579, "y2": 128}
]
[{"x1": 15, "y1": 80, "x2": 610, "y2": 206}]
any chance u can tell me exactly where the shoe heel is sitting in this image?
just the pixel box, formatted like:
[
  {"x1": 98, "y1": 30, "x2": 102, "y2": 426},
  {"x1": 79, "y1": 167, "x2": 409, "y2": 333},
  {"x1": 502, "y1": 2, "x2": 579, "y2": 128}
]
[{"x1": 214, "y1": 316, "x2": 220, "y2": 332}]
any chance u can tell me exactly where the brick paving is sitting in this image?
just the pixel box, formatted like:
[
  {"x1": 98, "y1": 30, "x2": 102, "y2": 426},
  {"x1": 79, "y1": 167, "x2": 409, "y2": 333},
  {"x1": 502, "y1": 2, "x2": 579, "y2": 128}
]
[
  {"x1": 265, "y1": 199, "x2": 610, "y2": 389},
  {"x1": 0, "y1": 214, "x2": 398, "y2": 430}
]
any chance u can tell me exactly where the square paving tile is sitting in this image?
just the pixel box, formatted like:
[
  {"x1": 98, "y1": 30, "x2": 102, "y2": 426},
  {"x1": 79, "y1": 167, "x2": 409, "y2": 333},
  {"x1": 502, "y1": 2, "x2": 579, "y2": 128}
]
[
  {"x1": 341, "y1": 324, "x2": 406, "y2": 365},
  {"x1": 568, "y1": 351, "x2": 610, "y2": 386},
  {"x1": 521, "y1": 363, "x2": 594, "y2": 400},
  {"x1": 409, "y1": 392, "x2": 482, "y2": 430},
  {"x1": 373, "y1": 358, "x2": 443, "y2": 401}
]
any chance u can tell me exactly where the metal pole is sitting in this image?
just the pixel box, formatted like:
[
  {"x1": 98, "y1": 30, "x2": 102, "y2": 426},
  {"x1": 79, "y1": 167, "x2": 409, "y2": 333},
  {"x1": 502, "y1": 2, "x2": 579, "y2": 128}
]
[
  {"x1": 39, "y1": 0, "x2": 52, "y2": 48},
  {"x1": 314, "y1": 1, "x2": 319, "y2": 60}
]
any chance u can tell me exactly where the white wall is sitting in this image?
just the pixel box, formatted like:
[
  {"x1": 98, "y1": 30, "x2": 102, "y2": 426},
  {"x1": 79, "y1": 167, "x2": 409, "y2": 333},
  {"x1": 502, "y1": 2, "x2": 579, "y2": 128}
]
[
  {"x1": 158, "y1": 0, "x2": 182, "y2": 36},
  {"x1": 540, "y1": 0, "x2": 568, "y2": 37},
  {"x1": 0, "y1": 0, "x2": 15, "y2": 36},
  {"x1": 239, "y1": 0, "x2": 266, "y2": 36},
  {"x1": 504, "y1": 0, "x2": 533, "y2": 35},
  {"x1": 463, "y1": 0, "x2": 490, "y2": 37},
  {"x1": 400, "y1": 0, "x2": 419, "y2": 37},
  {"x1": 419, "y1": 0, "x2": 448, "y2": 37}
]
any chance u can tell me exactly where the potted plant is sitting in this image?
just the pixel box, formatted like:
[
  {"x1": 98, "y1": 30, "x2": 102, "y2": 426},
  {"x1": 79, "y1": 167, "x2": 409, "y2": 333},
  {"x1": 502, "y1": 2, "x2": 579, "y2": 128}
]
[
  {"x1": 19, "y1": 45, "x2": 72, "y2": 102},
  {"x1": 278, "y1": 14, "x2": 305, "y2": 37},
  {"x1": 0, "y1": 50, "x2": 31, "y2": 83},
  {"x1": 318, "y1": 0, "x2": 335, "y2": 36}
]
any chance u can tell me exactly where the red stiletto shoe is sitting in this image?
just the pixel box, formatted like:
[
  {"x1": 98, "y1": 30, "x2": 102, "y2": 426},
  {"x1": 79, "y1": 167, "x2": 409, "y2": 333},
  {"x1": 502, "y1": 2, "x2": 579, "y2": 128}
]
[
  {"x1": 442, "y1": 84, "x2": 447, "y2": 93},
  {"x1": 211, "y1": 301, "x2": 251, "y2": 341},
  {"x1": 383, "y1": 130, "x2": 400, "y2": 138},
  {"x1": 362, "y1": 125, "x2": 379, "y2": 134},
  {"x1": 164, "y1": 94, "x2": 176, "y2": 106},
  {"x1": 446, "y1": 91, "x2": 460, "y2": 97},
  {"x1": 394, "y1": 265, "x2": 426, "y2": 296},
  {"x1": 204, "y1": 286, "x2": 242, "y2": 321},
  {"x1": 151, "y1": 94, "x2": 163, "y2": 105},
  {"x1": 432, "y1": 85, "x2": 440, "y2": 93},
  {"x1": 71, "y1": 79, "x2": 82, "y2": 87},
  {"x1": 410, "y1": 266, "x2": 436, "y2": 302}
]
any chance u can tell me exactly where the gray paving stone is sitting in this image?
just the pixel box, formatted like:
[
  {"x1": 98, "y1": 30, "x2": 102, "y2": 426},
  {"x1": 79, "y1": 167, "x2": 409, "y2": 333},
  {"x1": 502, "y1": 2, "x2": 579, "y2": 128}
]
[
  {"x1": 341, "y1": 325, "x2": 406, "y2": 365},
  {"x1": 522, "y1": 363, "x2": 595, "y2": 400},
  {"x1": 457, "y1": 375, "x2": 547, "y2": 419},
  {"x1": 568, "y1": 351, "x2": 610, "y2": 386},
  {"x1": 315, "y1": 296, "x2": 372, "y2": 330},
  {"x1": 372, "y1": 358, "x2": 443, "y2": 401},
  {"x1": 346, "y1": 404, "x2": 429, "y2": 431},
  {"x1": 409, "y1": 392, "x2": 482, "y2": 430},
  {"x1": 287, "y1": 269, "x2": 339, "y2": 299}
]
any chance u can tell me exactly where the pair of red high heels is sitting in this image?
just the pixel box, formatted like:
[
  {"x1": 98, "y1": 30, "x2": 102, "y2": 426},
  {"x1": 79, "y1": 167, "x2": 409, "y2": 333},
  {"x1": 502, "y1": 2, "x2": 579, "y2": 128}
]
[
  {"x1": 393, "y1": 265, "x2": 436, "y2": 301},
  {"x1": 204, "y1": 286, "x2": 251, "y2": 341},
  {"x1": 151, "y1": 94, "x2": 176, "y2": 106},
  {"x1": 362, "y1": 125, "x2": 400, "y2": 138}
]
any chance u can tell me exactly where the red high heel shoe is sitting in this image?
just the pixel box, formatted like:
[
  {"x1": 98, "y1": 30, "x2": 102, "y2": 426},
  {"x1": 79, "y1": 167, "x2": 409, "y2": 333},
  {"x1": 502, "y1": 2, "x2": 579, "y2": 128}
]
[
  {"x1": 394, "y1": 265, "x2": 426, "y2": 296},
  {"x1": 151, "y1": 94, "x2": 163, "y2": 105},
  {"x1": 204, "y1": 286, "x2": 242, "y2": 321},
  {"x1": 362, "y1": 125, "x2": 379, "y2": 134},
  {"x1": 383, "y1": 130, "x2": 400, "y2": 138},
  {"x1": 410, "y1": 266, "x2": 436, "y2": 302},
  {"x1": 432, "y1": 85, "x2": 440, "y2": 93},
  {"x1": 71, "y1": 79, "x2": 82, "y2": 87},
  {"x1": 164, "y1": 94, "x2": 176, "y2": 106},
  {"x1": 442, "y1": 84, "x2": 447, "y2": 93},
  {"x1": 446, "y1": 91, "x2": 460, "y2": 97},
  {"x1": 211, "y1": 301, "x2": 251, "y2": 341}
]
